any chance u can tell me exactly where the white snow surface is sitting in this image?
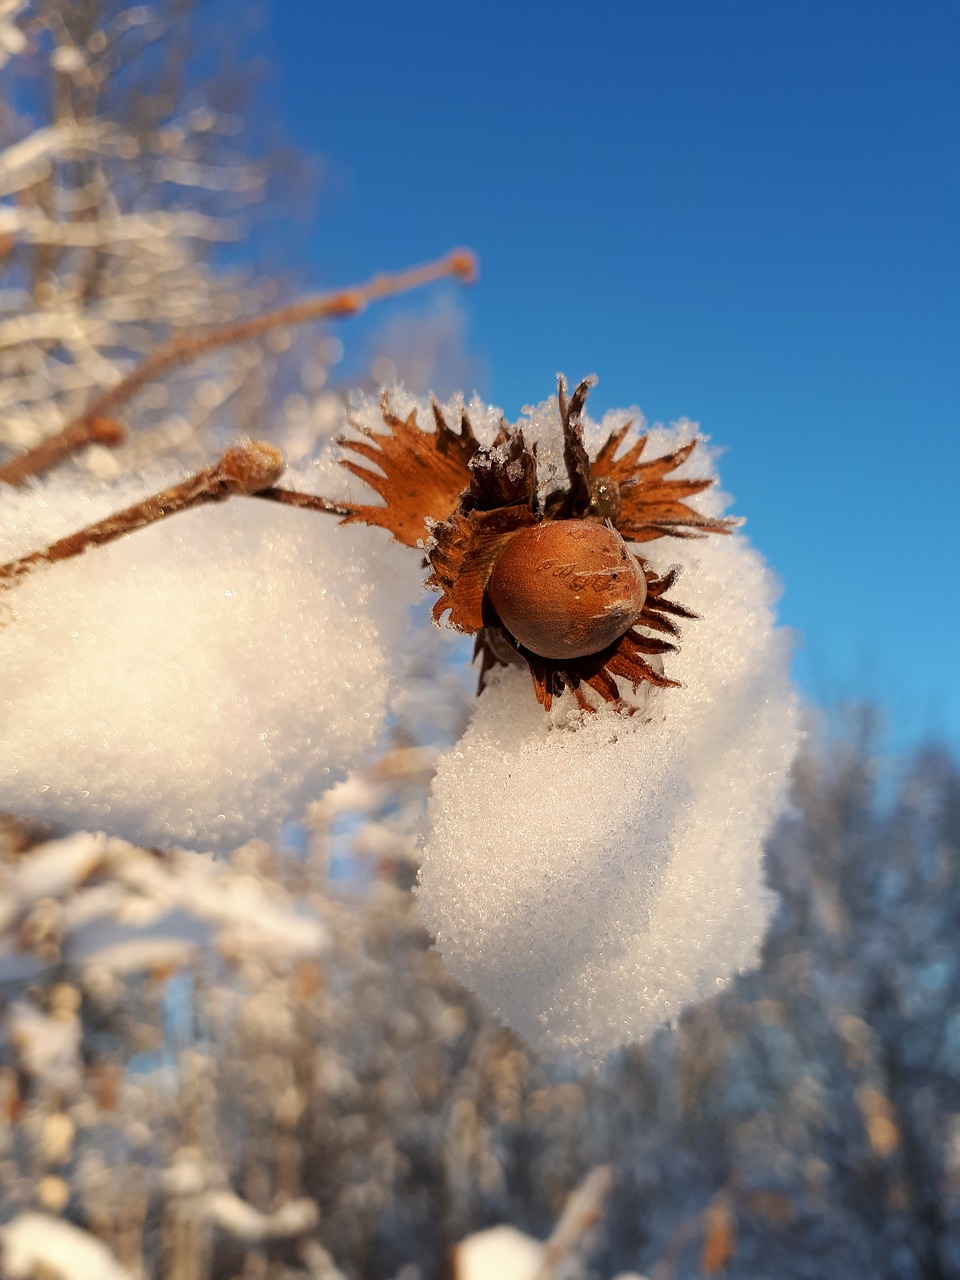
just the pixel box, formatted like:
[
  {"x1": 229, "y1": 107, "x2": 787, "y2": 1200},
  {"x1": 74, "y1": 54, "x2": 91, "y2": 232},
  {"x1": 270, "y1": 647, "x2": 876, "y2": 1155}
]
[
  {"x1": 0, "y1": 444, "x2": 421, "y2": 849},
  {"x1": 419, "y1": 395, "x2": 800, "y2": 1055}
]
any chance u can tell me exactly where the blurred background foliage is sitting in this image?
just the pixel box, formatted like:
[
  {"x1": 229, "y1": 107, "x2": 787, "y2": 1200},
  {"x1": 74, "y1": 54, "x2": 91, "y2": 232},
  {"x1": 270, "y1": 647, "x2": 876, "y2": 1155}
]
[{"x1": 1, "y1": 4, "x2": 958, "y2": 1278}]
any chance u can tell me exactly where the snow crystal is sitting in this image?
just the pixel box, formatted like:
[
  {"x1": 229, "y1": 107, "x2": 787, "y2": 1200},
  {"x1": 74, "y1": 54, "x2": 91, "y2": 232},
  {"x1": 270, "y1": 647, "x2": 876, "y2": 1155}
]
[
  {"x1": 0, "y1": 447, "x2": 421, "y2": 849},
  {"x1": 418, "y1": 398, "x2": 799, "y2": 1055},
  {"x1": 3, "y1": 380, "x2": 797, "y2": 1054}
]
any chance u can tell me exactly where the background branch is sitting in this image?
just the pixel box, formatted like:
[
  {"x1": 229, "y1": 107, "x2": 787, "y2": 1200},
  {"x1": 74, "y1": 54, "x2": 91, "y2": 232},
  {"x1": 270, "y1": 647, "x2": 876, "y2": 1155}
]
[{"x1": 0, "y1": 248, "x2": 477, "y2": 487}]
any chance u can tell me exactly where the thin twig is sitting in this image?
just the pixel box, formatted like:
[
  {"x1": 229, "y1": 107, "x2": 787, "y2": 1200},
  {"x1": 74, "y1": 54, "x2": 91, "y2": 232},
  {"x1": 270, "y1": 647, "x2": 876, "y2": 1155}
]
[
  {"x1": 252, "y1": 487, "x2": 354, "y2": 518},
  {"x1": 0, "y1": 442, "x2": 285, "y2": 585},
  {"x1": 0, "y1": 248, "x2": 478, "y2": 487},
  {"x1": 649, "y1": 1185, "x2": 736, "y2": 1280},
  {"x1": 533, "y1": 1165, "x2": 614, "y2": 1280},
  {"x1": 0, "y1": 416, "x2": 127, "y2": 489}
]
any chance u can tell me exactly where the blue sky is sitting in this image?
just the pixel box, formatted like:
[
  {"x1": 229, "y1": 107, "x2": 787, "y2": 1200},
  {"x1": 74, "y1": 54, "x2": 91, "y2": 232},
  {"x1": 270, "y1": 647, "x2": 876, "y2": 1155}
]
[{"x1": 263, "y1": 0, "x2": 959, "y2": 755}]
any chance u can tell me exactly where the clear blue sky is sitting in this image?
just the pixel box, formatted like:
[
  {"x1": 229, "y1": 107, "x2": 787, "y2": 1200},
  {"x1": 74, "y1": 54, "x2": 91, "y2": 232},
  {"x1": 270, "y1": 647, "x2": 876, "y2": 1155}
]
[{"x1": 262, "y1": 0, "x2": 959, "y2": 755}]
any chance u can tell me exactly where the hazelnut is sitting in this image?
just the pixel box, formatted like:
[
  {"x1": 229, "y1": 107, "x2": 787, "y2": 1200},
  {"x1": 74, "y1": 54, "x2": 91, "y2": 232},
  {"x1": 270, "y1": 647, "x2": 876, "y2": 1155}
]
[{"x1": 487, "y1": 520, "x2": 647, "y2": 660}]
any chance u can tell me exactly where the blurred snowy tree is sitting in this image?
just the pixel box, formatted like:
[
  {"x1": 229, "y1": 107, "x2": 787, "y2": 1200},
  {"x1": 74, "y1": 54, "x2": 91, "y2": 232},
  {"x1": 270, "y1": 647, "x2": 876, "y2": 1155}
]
[
  {"x1": 2, "y1": 730, "x2": 960, "y2": 1280},
  {"x1": 0, "y1": 0, "x2": 316, "y2": 475}
]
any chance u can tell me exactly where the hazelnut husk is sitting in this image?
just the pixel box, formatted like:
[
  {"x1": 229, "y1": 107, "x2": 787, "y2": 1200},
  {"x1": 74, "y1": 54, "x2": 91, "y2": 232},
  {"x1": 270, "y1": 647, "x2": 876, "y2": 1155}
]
[
  {"x1": 487, "y1": 521, "x2": 648, "y2": 660},
  {"x1": 336, "y1": 376, "x2": 734, "y2": 711}
]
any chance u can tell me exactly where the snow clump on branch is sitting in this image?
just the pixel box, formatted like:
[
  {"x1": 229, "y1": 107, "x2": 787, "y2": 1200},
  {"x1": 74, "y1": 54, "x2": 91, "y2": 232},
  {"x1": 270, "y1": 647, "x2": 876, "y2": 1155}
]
[
  {"x1": 0, "y1": 456, "x2": 421, "y2": 849},
  {"x1": 415, "y1": 393, "x2": 800, "y2": 1053}
]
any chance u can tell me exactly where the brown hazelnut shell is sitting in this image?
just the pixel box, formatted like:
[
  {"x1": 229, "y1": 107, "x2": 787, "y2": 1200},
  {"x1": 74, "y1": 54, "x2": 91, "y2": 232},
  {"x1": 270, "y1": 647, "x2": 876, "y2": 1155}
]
[{"x1": 486, "y1": 520, "x2": 648, "y2": 660}]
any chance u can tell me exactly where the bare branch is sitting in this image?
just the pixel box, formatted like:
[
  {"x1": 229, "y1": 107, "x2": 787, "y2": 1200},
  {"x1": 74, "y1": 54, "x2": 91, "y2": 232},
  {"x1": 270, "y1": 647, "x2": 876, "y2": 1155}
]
[
  {"x1": 533, "y1": 1165, "x2": 614, "y2": 1280},
  {"x1": 649, "y1": 1185, "x2": 736, "y2": 1280},
  {"x1": 252, "y1": 486, "x2": 354, "y2": 518},
  {"x1": 0, "y1": 248, "x2": 478, "y2": 487},
  {"x1": 0, "y1": 441, "x2": 284, "y2": 585},
  {"x1": 0, "y1": 416, "x2": 127, "y2": 485}
]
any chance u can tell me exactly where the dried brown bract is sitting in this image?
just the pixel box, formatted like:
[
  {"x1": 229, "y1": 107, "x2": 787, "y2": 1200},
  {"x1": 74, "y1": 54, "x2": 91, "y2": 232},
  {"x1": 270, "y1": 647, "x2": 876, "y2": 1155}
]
[{"x1": 339, "y1": 377, "x2": 738, "y2": 712}]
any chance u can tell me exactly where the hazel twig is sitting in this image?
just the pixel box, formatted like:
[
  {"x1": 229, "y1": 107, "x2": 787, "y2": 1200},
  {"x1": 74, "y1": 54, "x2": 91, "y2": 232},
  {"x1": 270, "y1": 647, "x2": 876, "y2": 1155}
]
[
  {"x1": 0, "y1": 248, "x2": 478, "y2": 488},
  {"x1": 251, "y1": 486, "x2": 354, "y2": 518},
  {"x1": 0, "y1": 442, "x2": 286, "y2": 585}
]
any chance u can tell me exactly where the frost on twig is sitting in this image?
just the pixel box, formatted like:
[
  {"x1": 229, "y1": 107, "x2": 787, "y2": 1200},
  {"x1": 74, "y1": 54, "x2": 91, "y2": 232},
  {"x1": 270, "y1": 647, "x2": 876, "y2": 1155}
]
[
  {"x1": 0, "y1": 0, "x2": 26, "y2": 69},
  {"x1": 0, "y1": 122, "x2": 108, "y2": 197},
  {"x1": 0, "y1": 441, "x2": 286, "y2": 583},
  {"x1": 0, "y1": 204, "x2": 238, "y2": 247},
  {"x1": 0, "y1": 12, "x2": 276, "y2": 477},
  {"x1": 163, "y1": 1148, "x2": 320, "y2": 1243},
  {"x1": 535, "y1": 1165, "x2": 615, "y2": 1280}
]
